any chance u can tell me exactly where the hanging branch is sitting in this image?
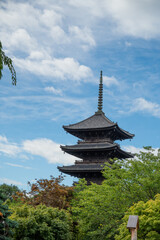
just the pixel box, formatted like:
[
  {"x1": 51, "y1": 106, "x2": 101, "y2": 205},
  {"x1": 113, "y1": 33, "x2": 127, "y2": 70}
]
[{"x1": 0, "y1": 41, "x2": 16, "y2": 85}]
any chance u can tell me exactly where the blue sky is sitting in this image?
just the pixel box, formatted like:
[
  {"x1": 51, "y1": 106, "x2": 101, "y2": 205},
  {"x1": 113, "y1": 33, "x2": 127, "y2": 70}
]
[{"x1": 1, "y1": 0, "x2": 160, "y2": 189}]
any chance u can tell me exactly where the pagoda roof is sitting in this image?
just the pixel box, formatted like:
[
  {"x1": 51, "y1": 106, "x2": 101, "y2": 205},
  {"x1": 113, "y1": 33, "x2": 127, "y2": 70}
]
[
  {"x1": 58, "y1": 163, "x2": 104, "y2": 173},
  {"x1": 63, "y1": 112, "x2": 115, "y2": 130},
  {"x1": 63, "y1": 112, "x2": 134, "y2": 140},
  {"x1": 61, "y1": 142, "x2": 133, "y2": 159},
  {"x1": 61, "y1": 142, "x2": 117, "y2": 151}
]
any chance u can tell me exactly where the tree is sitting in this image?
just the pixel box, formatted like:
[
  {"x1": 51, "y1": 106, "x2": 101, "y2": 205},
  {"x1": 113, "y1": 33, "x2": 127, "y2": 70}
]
[
  {"x1": 0, "y1": 41, "x2": 16, "y2": 85},
  {"x1": 9, "y1": 204, "x2": 73, "y2": 240},
  {"x1": 71, "y1": 148, "x2": 160, "y2": 239},
  {"x1": 0, "y1": 184, "x2": 20, "y2": 201},
  {"x1": 0, "y1": 192, "x2": 17, "y2": 240},
  {"x1": 10, "y1": 204, "x2": 72, "y2": 240},
  {"x1": 14, "y1": 175, "x2": 73, "y2": 210},
  {"x1": 116, "y1": 194, "x2": 160, "y2": 240}
]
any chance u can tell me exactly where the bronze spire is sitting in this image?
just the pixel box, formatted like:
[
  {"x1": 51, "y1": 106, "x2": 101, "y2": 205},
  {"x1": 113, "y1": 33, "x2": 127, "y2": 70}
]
[{"x1": 96, "y1": 71, "x2": 103, "y2": 114}]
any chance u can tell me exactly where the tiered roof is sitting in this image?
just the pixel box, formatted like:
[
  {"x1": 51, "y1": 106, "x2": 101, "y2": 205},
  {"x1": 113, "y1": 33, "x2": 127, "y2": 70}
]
[
  {"x1": 60, "y1": 142, "x2": 133, "y2": 159},
  {"x1": 63, "y1": 112, "x2": 134, "y2": 140},
  {"x1": 58, "y1": 71, "x2": 134, "y2": 184}
]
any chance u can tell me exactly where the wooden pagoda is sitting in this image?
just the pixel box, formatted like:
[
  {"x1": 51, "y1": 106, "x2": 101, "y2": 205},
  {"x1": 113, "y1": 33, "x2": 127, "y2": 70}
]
[{"x1": 58, "y1": 71, "x2": 134, "y2": 184}]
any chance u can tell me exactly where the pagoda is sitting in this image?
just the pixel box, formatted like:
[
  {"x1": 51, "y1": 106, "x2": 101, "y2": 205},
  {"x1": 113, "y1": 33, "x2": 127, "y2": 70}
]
[{"x1": 58, "y1": 71, "x2": 134, "y2": 184}]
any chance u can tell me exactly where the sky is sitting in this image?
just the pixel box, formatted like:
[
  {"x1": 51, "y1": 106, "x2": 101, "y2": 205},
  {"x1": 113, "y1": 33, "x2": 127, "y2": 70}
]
[{"x1": 1, "y1": 0, "x2": 160, "y2": 189}]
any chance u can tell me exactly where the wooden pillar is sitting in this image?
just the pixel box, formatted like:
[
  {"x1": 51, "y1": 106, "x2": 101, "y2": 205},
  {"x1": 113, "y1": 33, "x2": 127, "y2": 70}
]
[
  {"x1": 131, "y1": 228, "x2": 137, "y2": 240},
  {"x1": 127, "y1": 215, "x2": 139, "y2": 240}
]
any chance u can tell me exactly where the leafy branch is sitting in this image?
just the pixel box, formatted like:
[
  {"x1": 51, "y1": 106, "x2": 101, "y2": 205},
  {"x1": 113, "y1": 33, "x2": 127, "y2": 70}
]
[{"x1": 0, "y1": 41, "x2": 16, "y2": 85}]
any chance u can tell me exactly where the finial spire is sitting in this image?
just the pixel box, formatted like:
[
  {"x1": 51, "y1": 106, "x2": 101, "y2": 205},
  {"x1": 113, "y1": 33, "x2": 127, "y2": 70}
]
[{"x1": 96, "y1": 70, "x2": 103, "y2": 114}]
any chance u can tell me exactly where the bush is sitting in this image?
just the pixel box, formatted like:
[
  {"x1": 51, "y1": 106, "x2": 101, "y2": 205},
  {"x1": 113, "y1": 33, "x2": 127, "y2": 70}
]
[{"x1": 10, "y1": 204, "x2": 73, "y2": 240}]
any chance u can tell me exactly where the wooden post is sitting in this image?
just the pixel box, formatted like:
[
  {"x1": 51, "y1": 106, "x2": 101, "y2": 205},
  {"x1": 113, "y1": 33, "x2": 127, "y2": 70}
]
[{"x1": 127, "y1": 215, "x2": 139, "y2": 240}]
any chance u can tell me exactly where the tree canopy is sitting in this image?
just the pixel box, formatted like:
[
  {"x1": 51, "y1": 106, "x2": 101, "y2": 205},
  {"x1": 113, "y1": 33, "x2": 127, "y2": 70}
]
[
  {"x1": 71, "y1": 148, "x2": 160, "y2": 239},
  {"x1": 9, "y1": 204, "x2": 73, "y2": 240},
  {"x1": 0, "y1": 184, "x2": 20, "y2": 202},
  {"x1": 14, "y1": 175, "x2": 73, "y2": 210},
  {"x1": 116, "y1": 194, "x2": 160, "y2": 240},
  {"x1": 0, "y1": 41, "x2": 16, "y2": 85},
  {"x1": 0, "y1": 191, "x2": 17, "y2": 240},
  {"x1": 1, "y1": 148, "x2": 160, "y2": 239}
]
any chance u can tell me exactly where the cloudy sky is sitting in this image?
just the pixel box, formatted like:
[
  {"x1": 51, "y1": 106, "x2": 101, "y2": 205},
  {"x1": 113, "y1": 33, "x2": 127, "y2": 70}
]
[{"x1": 1, "y1": 0, "x2": 160, "y2": 188}]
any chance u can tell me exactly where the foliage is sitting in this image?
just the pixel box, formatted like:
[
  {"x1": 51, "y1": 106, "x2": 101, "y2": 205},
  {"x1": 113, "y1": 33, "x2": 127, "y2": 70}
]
[
  {"x1": 14, "y1": 175, "x2": 73, "y2": 209},
  {"x1": 72, "y1": 178, "x2": 124, "y2": 240},
  {"x1": 0, "y1": 41, "x2": 16, "y2": 85},
  {"x1": 0, "y1": 184, "x2": 20, "y2": 202},
  {"x1": 71, "y1": 148, "x2": 160, "y2": 239},
  {"x1": 10, "y1": 203, "x2": 73, "y2": 240},
  {"x1": 103, "y1": 147, "x2": 160, "y2": 203},
  {"x1": 0, "y1": 192, "x2": 17, "y2": 240},
  {"x1": 116, "y1": 194, "x2": 160, "y2": 240}
]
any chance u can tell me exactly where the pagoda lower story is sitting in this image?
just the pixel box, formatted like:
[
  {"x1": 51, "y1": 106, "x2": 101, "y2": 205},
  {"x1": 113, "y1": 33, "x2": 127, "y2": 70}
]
[
  {"x1": 58, "y1": 71, "x2": 134, "y2": 184},
  {"x1": 58, "y1": 163, "x2": 105, "y2": 185}
]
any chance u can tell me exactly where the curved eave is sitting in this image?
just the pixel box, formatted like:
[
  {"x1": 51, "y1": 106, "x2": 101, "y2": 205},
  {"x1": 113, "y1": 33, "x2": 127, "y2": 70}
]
[
  {"x1": 60, "y1": 143, "x2": 117, "y2": 152},
  {"x1": 63, "y1": 124, "x2": 116, "y2": 132},
  {"x1": 60, "y1": 144, "x2": 134, "y2": 159},
  {"x1": 116, "y1": 147, "x2": 134, "y2": 158},
  {"x1": 115, "y1": 124, "x2": 135, "y2": 139},
  {"x1": 58, "y1": 164, "x2": 104, "y2": 173},
  {"x1": 63, "y1": 124, "x2": 134, "y2": 140}
]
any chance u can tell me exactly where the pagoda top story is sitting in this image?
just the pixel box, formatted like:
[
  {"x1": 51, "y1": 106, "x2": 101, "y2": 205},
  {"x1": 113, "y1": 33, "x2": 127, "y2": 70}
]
[
  {"x1": 63, "y1": 113, "x2": 134, "y2": 141},
  {"x1": 63, "y1": 71, "x2": 134, "y2": 141}
]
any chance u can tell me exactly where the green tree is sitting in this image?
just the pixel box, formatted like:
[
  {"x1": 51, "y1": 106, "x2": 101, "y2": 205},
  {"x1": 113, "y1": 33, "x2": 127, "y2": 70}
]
[
  {"x1": 0, "y1": 184, "x2": 20, "y2": 201},
  {"x1": 0, "y1": 192, "x2": 17, "y2": 240},
  {"x1": 9, "y1": 204, "x2": 73, "y2": 240},
  {"x1": 116, "y1": 194, "x2": 160, "y2": 240},
  {"x1": 71, "y1": 148, "x2": 160, "y2": 239},
  {"x1": 0, "y1": 41, "x2": 16, "y2": 85}
]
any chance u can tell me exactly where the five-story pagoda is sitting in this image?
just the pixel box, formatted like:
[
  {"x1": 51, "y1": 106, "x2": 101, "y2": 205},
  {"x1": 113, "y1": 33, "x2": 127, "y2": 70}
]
[{"x1": 58, "y1": 71, "x2": 134, "y2": 184}]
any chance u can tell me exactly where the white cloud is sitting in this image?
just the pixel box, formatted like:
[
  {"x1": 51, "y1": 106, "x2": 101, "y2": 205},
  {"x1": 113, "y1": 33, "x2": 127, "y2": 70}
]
[
  {"x1": 28, "y1": 51, "x2": 48, "y2": 60},
  {"x1": 0, "y1": 136, "x2": 8, "y2": 143},
  {"x1": 0, "y1": 178, "x2": 23, "y2": 186},
  {"x1": 131, "y1": 98, "x2": 160, "y2": 118},
  {"x1": 8, "y1": 28, "x2": 35, "y2": 52},
  {"x1": 0, "y1": 0, "x2": 95, "y2": 58},
  {"x1": 22, "y1": 138, "x2": 75, "y2": 165},
  {"x1": 103, "y1": 76, "x2": 119, "y2": 87},
  {"x1": 69, "y1": 0, "x2": 160, "y2": 39},
  {"x1": 123, "y1": 145, "x2": 144, "y2": 154},
  {"x1": 107, "y1": 0, "x2": 160, "y2": 39},
  {"x1": 5, "y1": 162, "x2": 32, "y2": 169},
  {"x1": 14, "y1": 57, "x2": 92, "y2": 81},
  {"x1": 68, "y1": 0, "x2": 106, "y2": 17},
  {"x1": 0, "y1": 135, "x2": 76, "y2": 165},
  {"x1": 0, "y1": 94, "x2": 90, "y2": 122},
  {"x1": 40, "y1": 9, "x2": 62, "y2": 27},
  {"x1": 123, "y1": 145, "x2": 159, "y2": 155},
  {"x1": 1, "y1": 0, "x2": 160, "y2": 66},
  {"x1": 45, "y1": 86, "x2": 62, "y2": 95},
  {"x1": 0, "y1": 2, "x2": 41, "y2": 49},
  {"x1": 1, "y1": 0, "x2": 160, "y2": 89},
  {"x1": 69, "y1": 26, "x2": 96, "y2": 48},
  {"x1": 0, "y1": 136, "x2": 21, "y2": 156},
  {"x1": 50, "y1": 26, "x2": 69, "y2": 43}
]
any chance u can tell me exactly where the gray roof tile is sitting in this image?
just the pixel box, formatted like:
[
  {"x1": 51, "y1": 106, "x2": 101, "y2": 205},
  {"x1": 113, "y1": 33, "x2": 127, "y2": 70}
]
[{"x1": 63, "y1": 113, "x2": 115, "y2": 130}]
